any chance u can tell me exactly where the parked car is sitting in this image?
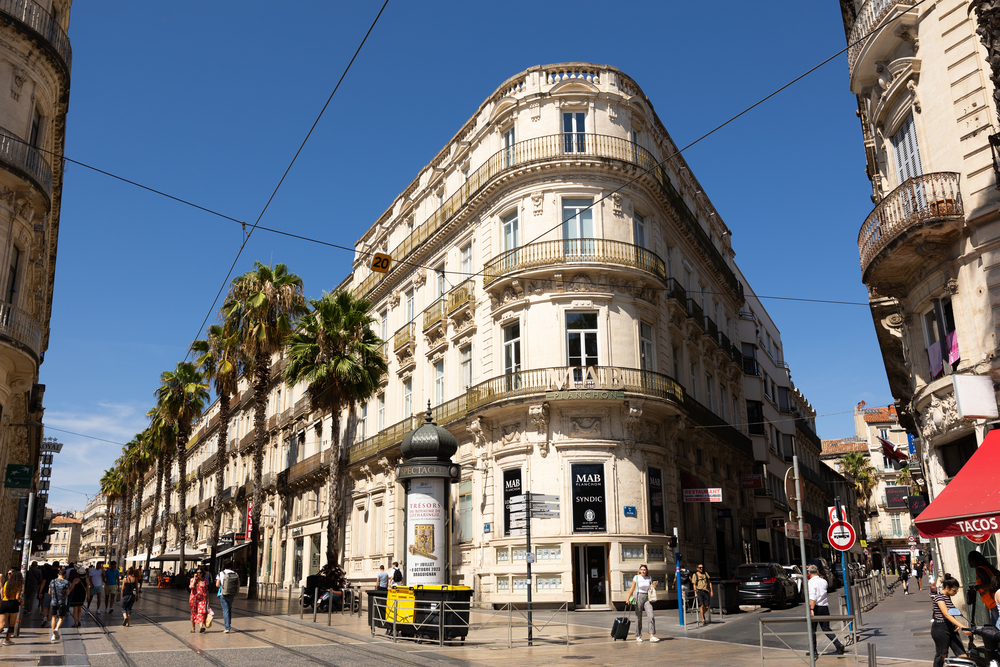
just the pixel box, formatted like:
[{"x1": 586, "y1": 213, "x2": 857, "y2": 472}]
[
  {"x1": 849, "y1": 562, "x2": 866, "y2": 579},
  {"x1": 735, "y1": 563, "x2": 798, "y2": 608},
  {"x1": 808, "y1": 558, "x2": 837, "y2": 591},
  {"x1": 782, "y1": 564, "x2": 805, "y2": 603},
  {"x1": 832, "y1": 560, "x2": 851, "y2": 586}
]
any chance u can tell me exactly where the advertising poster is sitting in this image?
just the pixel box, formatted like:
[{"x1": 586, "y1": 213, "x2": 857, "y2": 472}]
[
  {"x1": 503, "y1": 468, "x2": 522, "y2": 536},
  {"x1": 406, "y1": 478, "x2": 446, "y2": 585},
  {"x1": 572, "y1": 463, "x2": 606, "y2": 532},
  {"x1": 648, "y1": 467, "x2": 664, "y2": 534},
  {"x1": 885, "y1": 485, "x2": 909, "y2": 510}
]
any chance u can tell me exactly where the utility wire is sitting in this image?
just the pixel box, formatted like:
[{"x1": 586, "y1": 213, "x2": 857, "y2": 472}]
[{"x1": 42, "y1": 425, "x2": 128, "y2": 447}]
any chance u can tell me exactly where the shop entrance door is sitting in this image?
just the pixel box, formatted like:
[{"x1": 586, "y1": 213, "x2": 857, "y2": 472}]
[{"x1": 573, "y1": 545, "x2": 607, "y2": 608}]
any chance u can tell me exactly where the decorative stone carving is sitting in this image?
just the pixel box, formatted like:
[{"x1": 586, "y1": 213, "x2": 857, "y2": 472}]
[
  {"x1": 611, "y1": 192, "x2": 623, "y2": 217},
  {"x1": 16, "y1": 199, "x2": 33, "y2": 223},
  {"x1": 640, "y1": 419, "x2": 661, "y2": 443},
  {"x1": 388, "y1": 290, "x2": 400, "y2": 308},
  {"x1": 10, "y1": 67, "x2": 25, "y2": 101},
  {"x1": 881, "y1": 313, "x2": 905, "y2": 340},
  {"x1": 530, "y1": 101, "x2": 540, "y2": 121},
  {"x1": 608, "y1": 102, "x2": 618, "y2": 122},
  {"x1": 906, "y1": 79, "x2": 921, "y2": 113},
  {"x1": 467, "y1": 417, "x2": 486, "y2": 448},
  {"x1": 413, "y1": 268, "x2": 427, "y2": 288},
  {"x1": 622, "y1": 399, "x2": 643, "y2": 440},
  {"x1": 919, "y1": 393, "x2": 971, "y2": 441},
  {"x1": 972, "y1": 2, "x2": 1000, "y2": 114},
  {"x1": 896, "y1": 24, "x2": 919, "y2": 53},
  {"x1": 571, "y1": 417, "x2": 601, "y2": 437},
  {"x1": 529, "y1": 403, "x2": 548, "y2": 435},
  {"x1": 501, "y1": 423, "x2": 521, "y2": 446},
  {"x1": 531, "y1": 191, "x2": 544, "y2": 216},
  {"x1": 947, "y1": 277, "x2": 959, "y2": 294}
]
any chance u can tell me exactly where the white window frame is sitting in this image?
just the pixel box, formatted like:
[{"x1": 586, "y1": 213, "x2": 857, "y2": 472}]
[
  {"x1": 639, "y1": 321, "x2": 655, "y2": 372},
  {"x1": 434, "y1": 361, "x2": 445, "y2": 406}
]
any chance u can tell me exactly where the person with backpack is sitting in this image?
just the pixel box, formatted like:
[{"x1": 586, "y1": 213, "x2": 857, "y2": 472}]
[
  {"x1": 389, "y1": 561, "x2": 403, "y2": 588},
  {"x1": 215, "y1": 561, "x2": 239, "y2": 633}
]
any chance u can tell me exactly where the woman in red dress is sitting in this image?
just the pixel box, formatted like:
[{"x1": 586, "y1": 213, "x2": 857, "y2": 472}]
[{"x1": 189, "y1": 569, "x2": 208, "y2": 633}]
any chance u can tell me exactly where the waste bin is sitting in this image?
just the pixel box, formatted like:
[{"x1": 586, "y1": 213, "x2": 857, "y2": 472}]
[
  {"x1": 385, "y1": 585, "x2": 473, "y2": 640},
  {"x1": 709, "y1": 579, "x2": 740, "y2": 615},
  {"x1": 367, "y1": 589, "x2": 389, "y2": 630}
]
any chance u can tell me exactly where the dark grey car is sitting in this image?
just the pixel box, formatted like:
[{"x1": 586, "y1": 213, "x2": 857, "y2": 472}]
[{"x1": 735, "y1": 562, "x2": 798, "y2": 608}]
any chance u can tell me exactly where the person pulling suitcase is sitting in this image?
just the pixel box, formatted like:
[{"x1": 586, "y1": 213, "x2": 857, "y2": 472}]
[{"x1": 625, "y1": 564, "x2": 660, "y2": 642}]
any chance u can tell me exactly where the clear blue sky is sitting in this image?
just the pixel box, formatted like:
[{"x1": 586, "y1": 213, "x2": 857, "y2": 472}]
[{"x1": 41, "y1": 1, "x2": 891, "y2": 513}]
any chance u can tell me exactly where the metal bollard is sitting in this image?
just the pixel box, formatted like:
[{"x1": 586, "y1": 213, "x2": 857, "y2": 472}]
[
  {"x1": 300, "y1": 586, "x2": 304, "y2": 619},
  {"x1": 867, "y1": 643, "x2": 876, "y2": 667},
  {"x1": 313, "y1": 587, "x2": 319, "y2": 623},
  {"x1": 328, "y1": 590, "x2": 333, "y2": 626},
  {"x1": 439, "y1": 601, "x2": 445, "y2": 647}
]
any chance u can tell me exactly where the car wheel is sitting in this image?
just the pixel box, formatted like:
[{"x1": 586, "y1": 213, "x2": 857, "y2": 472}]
[{"x1": 779, "y1": 590, "x2": 787, "y2": 609}]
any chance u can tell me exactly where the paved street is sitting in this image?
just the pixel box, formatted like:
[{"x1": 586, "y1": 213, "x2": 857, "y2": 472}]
[{"x1": 0, "y1": 584, "x2": 943, "y2": 666}]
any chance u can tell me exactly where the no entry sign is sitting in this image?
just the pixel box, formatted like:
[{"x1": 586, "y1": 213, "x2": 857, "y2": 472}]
[{"x1": 828, "y1": 521, "x2": 857, "y2": 551}]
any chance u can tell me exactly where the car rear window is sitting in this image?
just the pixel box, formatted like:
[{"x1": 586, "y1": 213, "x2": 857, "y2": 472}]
[{"x1": 735, "y1": 565, "x2": 771, "y2": 578}]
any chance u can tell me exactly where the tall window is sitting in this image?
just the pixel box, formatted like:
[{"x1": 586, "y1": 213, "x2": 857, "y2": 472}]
[
  {"x1": 503, "y1": 322, "x2": 521, "y2": 375},
  {"x1": 458, "y1": 480, "x2": 473, "y2": 543},
  {"x1": 461, "y1": 243, "x2": 472, "y2": 277},
  {"x1": 405, "y1": 289, "x2": 415, "y2": 323},
  {"x1": 563, "y1": 111, "x2": 586, "y2": 153},
  {"x1": 460, "y1": 345, "x2": 473, "y2": 389},
  {"x1": 924, "y1": 298, "x2": 958, "y2": 377},
  {"x1": 672, "y1": 345, "x2": 680, "y2": 380},
  {"x1": 373, "y1": 502, "x2": 383, "y2": 553},
  {"x1": 403, "y1": 379, "x2": 412, "y2": 416},
  {"x1": 689, "y1": 362, "x2": 697, "y2": 400},
  {"x1": 890, "y1": 514, "x2": 902, "y2": 536},
  {"x1": 633, "y1": 213, "x2": 646, "y2": 249},
  {"x1": 377, "y1": 394, "x2": 385, "y2": 431},
  {"x1": 706, "y1": 375, "x2": 714, "y2": 411},
  {"x1": 732, "y1": 394, "x2": 739, "y2": 428},
  {"x1": 379, "y1": 310, "x2": 388, "y2": 341},
  {"x1": 566, "y1": 312, "x2": 598, "y2": 376},
  {"x1": 502, "y1": 211, "x2": 519, "y2": 252},
  {"x1": 503, "y1": 125, "x2": 516, "y2": 167},
  {"x1": 719, "y1": 386, "x2": 727, "y2": 421},
  {"x1": 434, "y1": 361, "x2": 445, "y2": 405},
  {"x1": 359, "y1": 404, "x2": 367, "y2": 441},
  {"x1": 5, "y1": 245, "x2": 19, "y2": 305},
  {"x1": 891, "y1": 113, "x2": 923, "y2": 186},
  {"x1": 562, "y1": 198, "x2": 594, "y2": 256},
  {"x1": 434, "y1": 264, "x2": 446, "y2": 299},
  {"x1": 639, "y1": 321, "x2": 654, "y2": 371},
  {"x1": 29, "y1": 110, "x2": 41, "y2": 148}
]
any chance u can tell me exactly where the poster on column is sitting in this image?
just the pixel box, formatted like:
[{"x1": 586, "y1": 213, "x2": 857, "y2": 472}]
[
  {"x1": 503, "y1": 469, "x2": 522, "y2": 537},
  {"x1": 406, "y1": 479, "x2": 446, "y2": 585},
  {"x1": 572, "y1": 463, "x2": 606, "y2": 532},
  {"x1": 648, "y1": 467, "x2": 665, "y2": 534}
]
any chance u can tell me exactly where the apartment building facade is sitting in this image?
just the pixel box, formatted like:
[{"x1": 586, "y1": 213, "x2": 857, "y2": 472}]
[
  {"x1": 44, "y1": 513, "x2": 80, "y2": 563},
  {"x1": 837, "y1": 0, "x2": 1000, "y2": 580},
  {"x1": 79, "y1": 493, "x2": 117, "y2": 565}
]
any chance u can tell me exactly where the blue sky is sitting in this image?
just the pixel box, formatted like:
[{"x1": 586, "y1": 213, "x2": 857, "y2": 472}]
[{"x1": 41, "y1": 1, "x2": 891, "y2": 513}]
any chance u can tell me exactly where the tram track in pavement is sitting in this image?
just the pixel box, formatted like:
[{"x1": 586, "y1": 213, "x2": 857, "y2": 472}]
[{"x1": 83, "y1": 607, "x2": 140, "y2": 667}]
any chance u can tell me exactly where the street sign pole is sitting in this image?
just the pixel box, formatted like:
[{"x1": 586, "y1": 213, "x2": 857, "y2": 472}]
[
  {"x1": 13, "y1": 490, "x2": 34, "y2": 638},
  {"x1": 674, "y1": 526, "x2": 683, "y2": 627},
  {"x1": 526, "y1": 491, "x2": 533, "y2": 647},
  {"x1": 834, "y1": 496, "x2": 853, "y2": 626},
  {"x1": 794, "y1": 457, "x2": 815, "y2": 667}
]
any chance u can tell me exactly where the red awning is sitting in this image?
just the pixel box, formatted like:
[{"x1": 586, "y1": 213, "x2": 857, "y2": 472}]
[
  {"x1": 914, "y1": 430, "x2": 1000, "y2": 538},
  {"x1": 879, "y1": 438, "x2": 908, "y2": 462}
]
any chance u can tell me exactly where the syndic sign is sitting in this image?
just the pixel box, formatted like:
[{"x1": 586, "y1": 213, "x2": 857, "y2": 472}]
[
  {"x1": 572, "y1": 463, "x2": 606, "y2": 532},
  {"x1": 647, "y1": 467, "x2": 664, "y2": 534}
]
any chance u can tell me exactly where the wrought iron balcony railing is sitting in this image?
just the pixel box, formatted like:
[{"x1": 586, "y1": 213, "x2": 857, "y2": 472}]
[
  {"x1": 858, "y1": 172, "x2": 963, "y2": 275},
  {"x1": 447, "y1": 278, "x2": 474, "y2": 314},
  {"x1": 483, "y1": 239, "x2": 666, "y2": 287},
  {"x1": 847, "y1": 0, "x2": 916, "y2": 77},
  {"x1": 0, "y1": 126, "x2": 51, "y2": 201},
  {"x1": 422, "y1": 297, "x2": 446, "y2": 331},
  {"x1": 393, "y1": 322, "x2": 415, "y2": 351},
  {"x1": 0, "y1": 300, "x2": 42, "y2": 358},
  {"x1": 0, "y1": 0, "x2": 72, "y2": 74}
]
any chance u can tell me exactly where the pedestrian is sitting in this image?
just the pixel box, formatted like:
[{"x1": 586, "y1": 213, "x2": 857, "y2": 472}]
[
  {"x1": 0, "y1": 569, "x2": 22, "y2": 646},
  {"x1": 389, "y1": 561, "x2": 402, "y2": 588},
  {"x1": 188, "y1": 568, "x2": 208, "y2": 633},
  {"x1": 376, "y1": 565, "x2": 389, "y2": 590},
  {"x1": 914, "y1": 560, "x2": 925, "y2": 592},
  {"x1": 807, "y1": 564, "x2": 845, "y2": 655},
  {"x1": 68, "y1": 572, "x2": 86, "y2": 627},
  {"x1": 690, "y1": 563, "x2": 712, "y2": 625},
  {"x1": 626, "y1": 564, "x2": 660, "y2": 642},
  {"x1": 120, "y1": 569, "x2": 137, "y2": 627},
  {"x1": 38, "y1": 563, "x2": 53, "y2": 622},
  {"x1": 932, "y1": 573, "x2": 971, "y2": 667},
  {"x1": 104, "y1": 561, "x2": 119, "y2": 614},
  {"x1": 899, "y1": 561, "x2": 910, "y2": 595},
  {"x1": 48, "y1": 569, "x2": 70, "y2": 641},
  {"x1": 86, "y1": 561, "x2": 105, "y2": 613},
  {"x1": 23, "y1": 562, "x2": 40, "y2": 616},
  {"x1": 968, "y1": 551, "x2": 1000, "y2": 625},
  {"x1": 215, "y1": 560, "x2": 238, "y2": 633}
]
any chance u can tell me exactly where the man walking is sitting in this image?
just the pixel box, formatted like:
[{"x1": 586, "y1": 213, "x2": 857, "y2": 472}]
[
  {"x1": 104, "y1": 561, "x2": 119, "y2": 613},
  {"x1": 389, "y1": 562, "x2": 402, "y2": 588},
  {"x1": 376, "y1": 565, "x2": 389, "y2": 591},
  {"x1": 691, "y1": 564, "x2": 713, "y2": 625},
  {"x1": 215, "y1": 561, "x2": 238, "y2": 633},
  {"x1": 24, "y1": 562, "x2": 40, "y2": 616},
  {"x1": 86, "y1": 562, "x2": 105, "y2": 613},
  {"x1": 808, "y1": 564, "x2": 845, "y2": 655}
]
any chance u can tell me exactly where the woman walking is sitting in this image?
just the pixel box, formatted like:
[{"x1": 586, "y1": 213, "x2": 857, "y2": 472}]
[
  {"x1": 120, "y1": 569, "x2": 137, "y2": 627},
  {"x1": 900, "y1": 561, "x2": 911, "y2": 595},
  {"x1": 0, "y1": 569, "x2": 22, "y2": 646},
  {"x1": 625, "y1": 564, "x2": 660, "y2": 642},
  {"x1": 932, "y1": 574, "x2": 971, "y2": 667},
  {"x1": 189, "y1": 568, "x2": 208, "y2": 633},
  {"x1": 68, "y1": 572, "x2": 86, "y2": 628}
]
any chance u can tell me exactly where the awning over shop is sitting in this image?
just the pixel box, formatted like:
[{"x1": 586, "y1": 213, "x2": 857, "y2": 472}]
[
  {"x1": 915, "y1": 430, "x2": 1000, "y2": 538},
  {"x1": 879, "y1": 437, "x2": 908, "y2": 462},
  {"x1": 216, "y1": 542, "x2": 251, "y2": 559},
  {"x1": 124, "y1": 552, "x2": 158, "y2": 563},
  {"x1": 149, "y1": 549, "x2": 208, "y2": 562}
]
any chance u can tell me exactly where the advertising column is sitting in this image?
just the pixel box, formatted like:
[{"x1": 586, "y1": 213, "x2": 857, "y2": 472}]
[{"x1": 405, "y1": 479, "x2": 446, "y2": 585}]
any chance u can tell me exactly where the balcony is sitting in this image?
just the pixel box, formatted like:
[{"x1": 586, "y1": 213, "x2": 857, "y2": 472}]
[
  {"x1": 422, "y1": 297, "x2": 446, "y2": 332},
  {"x1": 293, "y1": 397, "x2": 309, "y2": 417},
  {"x1": 0, "y1": 299, "x2": 42, "y2": 359},
  {"x1": 0, "y1": 0, "x2": 71, "y2": 75},
  {"x1": 355, "y1": 132, "x2": 741, "y2": 302},
  {"x1": 483, "y1": 239, "x2": 666, "y2": 288},
  {"x1": 447, "y1": 278, "x2": 474, "y2": 315},
  {"x1": 858, "y1": 172, "x2": 963, "y2": 289},
  {"x1": 393, "y1": 322, "x2": 415, "y2": 351},
  {"x1": 686, "y1": 299, "x2": 704, "y2": 331},
  {"x1": 283, "y1": 449, "x2": 329, "y2": 489},
  {"x1": 239, "y1": 432, "x2": 254, "y2": 453},
  {"x1": 666, "y1": 277, "x2": 686, "y2": 304},
  {"x1": 847, "y1": 0, "x2": 917, "y2": 84}
]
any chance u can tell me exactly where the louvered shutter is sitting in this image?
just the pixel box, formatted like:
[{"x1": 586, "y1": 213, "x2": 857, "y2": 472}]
[{"x1": 891, "y1": 113, "x2": 923, "y2": 184}]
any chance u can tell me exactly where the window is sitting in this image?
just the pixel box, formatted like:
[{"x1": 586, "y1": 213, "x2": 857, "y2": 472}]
[
  {"x1": 719, "y1": 385, "x2": 727, "y2": 421},
  {"x1": 706, "y1": 375, "x2": 714, "y2": 411},
  {"x1": 403, "y1": 379, "x2": 412, "y2": 416},
  {"x1": 29, "y1": 109, "x2": 41, "y2": 148},
  {"x1": 891, "y1": 112, "x2": 922, "y2": 186},
  {"x1": 503, "y1": 125, "x2": 516, "y2": 167},
  {"x1": 747, "y1": 401, "x2": 765, "y2": 435},
  {"x1": 496, "y1": 548, "x2": 509, "y2": 563},
  {"x1": 633, "y1": 213, "x2": 646, "y2": 248},
  {"x1": 672, "y1": 345, "x2": 680, "y2": 380},
  {"x1": 503, "y1": 322, "x2": 521, "y2": 375},
  {"x1": 358, "y1": 404, "x2": 367, "y2": 441},
  {"x1": 502, "y1": 211, "x2": 519, "y2": 251},
  {"x1": 373, "y1": 502, "x2": 383, "y2": 551},
  {"x1": 461, "y1": 243, "x2": 472, "y2": 277},
  {"x1": 689, "y1": 362, "x2": 697, "y2": 400},
  {"x1": 353, "y1": 504, "x2": 366, "y2": 556},
  {"x1": 377, "y1": 394, "x2": 385, "y2": 431},
  {"x1": 882, "y1": 454, "x2": 895, "y2": 472},
  {"x1": 461, "y1": 166, "x2": 469, "y2": 183},
  {"x1": 566, "y1": 312, "x2": 598, "y2": 375},
  {"x1": 924, "y1": 298, "x2": 958, "y2": 377},
  {"x1": 460, "y1": 345, "x2": 473, "y2": 390},
  {"x1": 434, "y1": 263, "x2": 446, "y2": 299},
  {"x1": 639, "y1": 321, "x2": 655, "y2": 371},
  {"x1": 890, "y1": 514, "x2": 902, "y2": 537},
  {"x1": 458, "y1": 480, "x2": 472, "y2": 543},
  {"x1": 763, "y1": 374, "x2": 772, "y2": 401},
  {"x1": 434, "y1": 361, "x2": 445, "y2": 405},
  {"x1": 562, "y1": 198, "x2": 594, "y2": 256},
  {"x1": 742, "y1": 343, "x2": 759, "y2": 375},
  {"x1": 5, "y1": 245, "x2": 19, "y2": 305},
  {"x1": 405, "y1": 289, "x2": 415, "y2": 323},
  {"x1": 777, "y1": 387, "x2": 790, "y2": 414},
  {"x1": 562, "y1": 111, "x2": 586, "y2": 153}
]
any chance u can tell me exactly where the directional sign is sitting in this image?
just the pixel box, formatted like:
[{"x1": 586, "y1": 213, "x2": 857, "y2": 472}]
[
  {"x1": 509, "y1": 519, "x2": 527, "y2": 529},
  {"x1": 509, "y1": 510, "x2": 526, "y2": 520},
  {"x1": 530, "y1": 502, "x2": 560, "y2": 511},
  {"x1": 509, "y1": 502, "x2": 527, "y2": 512},
  {"x1": 510, "y1": 494, "x2": 527, "y2": 503},
  {"x1": 828, "y1": 521, "x2": 857, "y2": 551},
  {"x1": 531, "y1": 512, "x2": 560, "y2": 519},
  {"x1": 529, "y1": 494, "x2": 560, "y2": 502},
  {"x1": 509, "y1": 529, "x2": 526, "y2": 537}
]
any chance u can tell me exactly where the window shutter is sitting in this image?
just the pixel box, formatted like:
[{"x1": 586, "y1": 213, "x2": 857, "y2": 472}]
[{"x1": 891, "y1": 114, "x2": 923, "y2": 184}]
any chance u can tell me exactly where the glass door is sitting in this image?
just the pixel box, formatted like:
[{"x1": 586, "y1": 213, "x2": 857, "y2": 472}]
[
  {"x1": 573, "y1": 545, "x2": 608, "y2": 607},
  {"x1": 562, "y1": 199, "x2": 594, "y2": 257}
]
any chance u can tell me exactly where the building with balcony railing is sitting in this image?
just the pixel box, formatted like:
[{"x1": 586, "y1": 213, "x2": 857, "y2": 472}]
[
  {"x1": 0, "y1": 0, "x2": 71, "y2": 568},
  {"x1": 837, "y1": 0, "x2": 1000, "y2": 584}
]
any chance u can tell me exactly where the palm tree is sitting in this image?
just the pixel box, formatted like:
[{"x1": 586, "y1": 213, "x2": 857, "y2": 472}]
[
  {"x1": 155, "y1": 362, "x2": 209, "y2": 575},
  {"x1": 222, "y1": 261, "x2": 305, "y2": 598},
  {"x1": 132, "y1": 428, "x2": 155, "y2": 560},
  {"x1": 192, "y1": 323, "x2": 240, "y2": 574},
  {"x1": 99, "y1": 467, "x2": 122, "y2": 563},
  {"x1": 839, "y1": 450, "x2": 877, "y2": 539},
  {"x1": 285, "y1": 290, "x2": 387, "y2": 565},
  {"x1": 144, "y1": 414, "x2": 176, "y2": 573}
]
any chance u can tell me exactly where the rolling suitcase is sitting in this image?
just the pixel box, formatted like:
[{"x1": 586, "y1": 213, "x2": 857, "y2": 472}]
[{"x1": 611, "y1": 603, "x2": 632, "y2": 640}]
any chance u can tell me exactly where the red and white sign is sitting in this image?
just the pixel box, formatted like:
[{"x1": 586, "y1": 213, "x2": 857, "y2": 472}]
[
  {"x1": 907, "y1": 535, "x2": 916, "y2": 545},
  {"x1": 827, "y1": 505, "x2": 849, "y2": 524},
  {"x1": 828, "y1": 521, "x2": 857, "y2": 551},
  {"x1": 245, "y1": 500, "x2": 253, "y2": 538},
  {"x1": 770, "y1": 517, "x2": 785, "y2": 529},
  {"x1": 684, "y1": 488, "x2": 722, "y2": 503},
  {"x1": 741, "y1": 474, "x2": 763, "y2": 490},
  {"x1": 967, "y1": 533, "x2": 992, "y2": 544},
  {"x1": 785, "y1": 522, "x2": 812, "y2": 539}
]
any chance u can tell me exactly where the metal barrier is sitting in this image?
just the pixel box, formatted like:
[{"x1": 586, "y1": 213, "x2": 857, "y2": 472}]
[
  {"x1": 255, "y1": 582, "x2": 279, "y2": 602},
  {"x1": 759, "y1": 614, "x2": 859, "y2": 667},
  {"x1": 370, "y1": 597, "x2": 571, "y2": 648}
]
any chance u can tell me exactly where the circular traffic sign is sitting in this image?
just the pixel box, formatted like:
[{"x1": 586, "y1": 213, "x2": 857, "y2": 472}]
[
  {"x1": 828, "y1": 521, "x2": 857, "y2": 551},
  {"x1": 967, "y1": 533, "x2": 992, "y2": 544},
  {"x1": 907, "y1": 536, "x2": 916, "y2": 545}
]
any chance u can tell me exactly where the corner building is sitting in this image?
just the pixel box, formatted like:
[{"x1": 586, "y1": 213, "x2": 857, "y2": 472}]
[{"x1": 345, "y1": 63, "x2": 757, "y2": 607}]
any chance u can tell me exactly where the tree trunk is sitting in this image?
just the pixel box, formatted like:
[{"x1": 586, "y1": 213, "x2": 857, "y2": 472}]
[
  {"x1": 117, "y1": 493, "x2": 128, "y2": 565},
  {"x1": 177, "y1": 424, "x2": 190, "y2": 576},
  {"x1": 247, "y1": 353, "x2": 268, "y2": 600},
  {"x1": 326, "y1": 410, "x2": 342, "y2": 566},
  {"x1": 132, "y1": 480, "x2": 143, "y2": 559},
  {"x1": 210, "y1": 392, "x2": 231, "y2": 576},
  {"x1": 105, "y1": 498, "x2": 113, "y2": 564},
  {"x1": 159, "y1": 449, "x2": 174, "y2": 568},
  {"x1": 145, "y1": 451, "x2": 165, "y2": 573}
]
